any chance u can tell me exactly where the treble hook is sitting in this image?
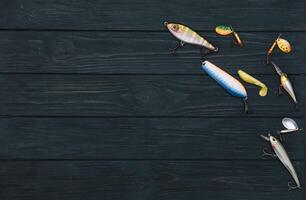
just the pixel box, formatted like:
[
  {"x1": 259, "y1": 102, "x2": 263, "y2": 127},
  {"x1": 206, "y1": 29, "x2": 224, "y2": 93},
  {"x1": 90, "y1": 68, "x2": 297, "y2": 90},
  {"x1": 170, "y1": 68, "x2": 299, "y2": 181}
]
[
  {"x1": 262, "y1": 148, "x2": 276, "y2": 158},
  {"x1": 169, "y1": 41, "x2": 185, "y2": 54},
  {"x1": 288, "y1": 182, "x2": 300, "y2": 191},
  {"x1": 293, "y1": 102, "x2": 298, "y2": 111},
  {"x1": 275, "y1": 86, "x2": 283, "y2": 96},
  {"x1": 200, "y1": 47, "x2": 212, "y2": 60}
]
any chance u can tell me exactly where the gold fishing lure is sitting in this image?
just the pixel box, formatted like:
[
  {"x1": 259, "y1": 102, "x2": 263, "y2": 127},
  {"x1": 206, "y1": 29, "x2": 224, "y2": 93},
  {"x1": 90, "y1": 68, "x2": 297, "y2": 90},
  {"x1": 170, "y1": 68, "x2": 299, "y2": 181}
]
[
  {"x1": 238, "y1": 70, "x2": 268, "y2": 97},
  {"x1": 266, "y1": 34, "x2": 292, "y2": 64},
  {"x1": 164, "y1": 22, "x2": 218, "y2": 57},
  {"x1": 215, "y1": 25, "x2": 243, "y2": 47},
  {"x1": 271, "y1": 62, "x2": 297, "y2": 108}
]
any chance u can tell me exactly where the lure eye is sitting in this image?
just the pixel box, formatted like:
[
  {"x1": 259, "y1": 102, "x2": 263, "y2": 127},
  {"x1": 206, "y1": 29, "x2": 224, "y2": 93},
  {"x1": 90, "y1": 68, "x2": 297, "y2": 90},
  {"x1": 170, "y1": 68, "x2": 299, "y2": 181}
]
[
  {"x1": 272, "y1": 138, "x2": 276, "y2": 142},
  {"x1": 172, "y1": 24, "x2": 179, "y2": 31}
]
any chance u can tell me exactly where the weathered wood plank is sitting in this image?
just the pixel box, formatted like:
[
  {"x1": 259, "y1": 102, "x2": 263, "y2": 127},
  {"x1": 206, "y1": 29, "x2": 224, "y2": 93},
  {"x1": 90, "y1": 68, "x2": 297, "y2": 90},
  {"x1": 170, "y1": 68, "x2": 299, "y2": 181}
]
[
  {"x1": 0, "y1": 32, "x2": 305, "y2": 74},
  {"x1": 0, "y1": 117, "x2": 304, "y2": 160},
  {"x1": 0, "y1": 75, "x2": 304, "y2": 117},
  {"x1": 0, "y1": 160, "x2": 304, "y2": 200},
  {"x1": 0, "y1": 0, "x2": 305, "y2": 31}
]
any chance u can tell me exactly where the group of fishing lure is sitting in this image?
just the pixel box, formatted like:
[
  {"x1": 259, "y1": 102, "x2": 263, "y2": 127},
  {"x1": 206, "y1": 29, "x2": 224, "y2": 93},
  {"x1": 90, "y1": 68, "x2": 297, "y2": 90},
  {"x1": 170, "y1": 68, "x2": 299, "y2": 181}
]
[{"x1": 164, "y1": 22, "x2": 303, "y2": 191}]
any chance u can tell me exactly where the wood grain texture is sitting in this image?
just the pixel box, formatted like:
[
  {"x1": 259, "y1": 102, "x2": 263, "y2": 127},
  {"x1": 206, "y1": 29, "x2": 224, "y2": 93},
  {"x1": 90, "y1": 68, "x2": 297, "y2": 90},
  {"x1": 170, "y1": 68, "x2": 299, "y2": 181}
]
[
  {"x1": 0, "y1": 74, "x2": 304, "y2": 117},
  {"x1": 0, "y1": 0, "x2": 305, "y2": 199},
  {"x1": 0, "y1": 0, "x2": 305, "y2": 31},
  {"x1": 0, "y1": 160, "x2": 304, "y2": 200},
  {"x1": 0, "y1": 32, "x2": 305, "y2": 74},
  {"x1": 0, "y1": 117, "x2": 304, "y2": 160}
]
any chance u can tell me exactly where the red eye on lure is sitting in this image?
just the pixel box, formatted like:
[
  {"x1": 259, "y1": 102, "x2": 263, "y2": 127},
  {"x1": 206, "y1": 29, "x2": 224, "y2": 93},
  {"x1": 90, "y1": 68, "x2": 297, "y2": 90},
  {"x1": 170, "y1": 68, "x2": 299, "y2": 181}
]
[
  {"x1": 266, "y1": 34, "x2": 292, "y2": 64},
  {"x1": 215, "y1": 25, "x2": 243, "y2": 47}
]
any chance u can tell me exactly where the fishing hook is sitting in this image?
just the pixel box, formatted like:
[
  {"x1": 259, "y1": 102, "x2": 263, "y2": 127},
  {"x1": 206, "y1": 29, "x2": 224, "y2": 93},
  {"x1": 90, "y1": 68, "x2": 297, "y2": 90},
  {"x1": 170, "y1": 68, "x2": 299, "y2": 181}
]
[
  {"x1": 262, "y1": 147, "x2": 276, "y2": 158},
  {"x1": 200, "y1": 47, "x2": 216, "y2": 60},
  {"x1": 243, "y1": 98, "x2": 248, "y2": 113},
  {"x1": 288, "y1": 182, "x2": 301, "y2": 191},
  {"x1": 169, "y1": 41, "x2": 185, "y2": 54},
  {"x1": 293, "y1": 102, "x2": 298, "y2": 111},
  {"x1": 275, "y1": 86, "x2": 283, "y2": 96}
]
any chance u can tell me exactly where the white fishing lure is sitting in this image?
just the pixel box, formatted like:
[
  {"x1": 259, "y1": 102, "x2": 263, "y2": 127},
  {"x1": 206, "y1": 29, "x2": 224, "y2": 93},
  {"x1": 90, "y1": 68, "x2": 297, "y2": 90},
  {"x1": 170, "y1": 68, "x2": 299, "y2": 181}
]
[{"x1": 261, "y1": 134, "x2": 301, "y2": 190}]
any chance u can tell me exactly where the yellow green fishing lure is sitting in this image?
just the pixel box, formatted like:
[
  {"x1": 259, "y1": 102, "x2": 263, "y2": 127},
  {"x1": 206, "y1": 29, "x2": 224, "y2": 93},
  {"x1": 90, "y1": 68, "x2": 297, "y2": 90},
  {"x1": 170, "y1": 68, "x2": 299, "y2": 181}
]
[
  {"x1": 215, "y1": 25, "x2": 233, "y2": 36},
  {"x1": 215, "y1": 25, "x2": 243, "y2": 47}
]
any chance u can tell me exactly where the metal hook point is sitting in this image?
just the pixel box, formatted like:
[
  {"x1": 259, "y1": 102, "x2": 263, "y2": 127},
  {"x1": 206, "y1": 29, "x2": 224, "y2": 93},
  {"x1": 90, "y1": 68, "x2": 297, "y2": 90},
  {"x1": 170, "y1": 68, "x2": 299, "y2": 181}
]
[
  {"x1": 262, "y1": 148, "x2": 270, "y2": 156},
  {"x1": 243, "y1": 98, "x2": 248, "y2": 114},
  {"x1": 288, "y1": 182, "x2": 300, "y2": 191},
  {"x1": 200, "y1": 48, "x2": 212, "y2": 60},
  {"x1": 294, "y1": 102, "x2": 298, "y2": 111},
  {"x1": 262, "y1": 147, "x2": 276, "y2": 158}
]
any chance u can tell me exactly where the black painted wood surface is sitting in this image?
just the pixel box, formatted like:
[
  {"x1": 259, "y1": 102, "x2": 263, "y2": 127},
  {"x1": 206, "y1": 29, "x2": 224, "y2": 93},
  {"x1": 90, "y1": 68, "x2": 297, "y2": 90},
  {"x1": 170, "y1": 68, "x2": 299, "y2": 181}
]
[
  {"x1": 0, "y1": 32, "x2": 305, "y2": 74},
  {"x1": 0, "y1": 161, "x2": 304, "y2": 200},
  {"x1": 0, "y1": 0, "x2": 305, "y2": 31},
  {"x1": 0, "y1": 117, "x2": 304, "y2": 160},
  {"x1": 0, "y1": 0, "x2": 305, "y2": 199},
  {"x1": 0, "y1": 75, "x2": 305, "y2": 117}
]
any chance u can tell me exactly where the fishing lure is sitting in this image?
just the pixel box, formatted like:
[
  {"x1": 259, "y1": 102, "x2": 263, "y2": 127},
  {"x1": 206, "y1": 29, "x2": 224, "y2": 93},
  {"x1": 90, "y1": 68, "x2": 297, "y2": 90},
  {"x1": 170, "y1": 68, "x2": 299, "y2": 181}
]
[
  {"x1": 215, "y1": 25, "x2": 243, "y2": 47},
  {"x1": 164, "y1": 22, "x2": 218, "y2": 57},
  {"x1": 238, "y1": 70, "x2": 268, "y2": 97},
  {"x1": 266, "y1": 34, "x2": 292, "y2": 64},
  {"x1": 271, "y1": 62, "x2": 297, "y2": 108},
  {"x1": 278, "y1": 118, "x2": 303, "y2": 140},
  {"x1": 261, "y1": 134, "x2": 301, "y2": 190},
  {"x1": 202, "y1": 60, "x2": 248, "y2": 113}
]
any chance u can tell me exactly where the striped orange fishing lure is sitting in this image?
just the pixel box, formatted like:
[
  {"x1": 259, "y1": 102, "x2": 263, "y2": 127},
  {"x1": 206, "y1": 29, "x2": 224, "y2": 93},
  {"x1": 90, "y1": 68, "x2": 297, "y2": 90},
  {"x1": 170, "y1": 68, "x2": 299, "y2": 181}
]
[{"x1": 164, "y1": 22, "x2": 218, "y2": 58}]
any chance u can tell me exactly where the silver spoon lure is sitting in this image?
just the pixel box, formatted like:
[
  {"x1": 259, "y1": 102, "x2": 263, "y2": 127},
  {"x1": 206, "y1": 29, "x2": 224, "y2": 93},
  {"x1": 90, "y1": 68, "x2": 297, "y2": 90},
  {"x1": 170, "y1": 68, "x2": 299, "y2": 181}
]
[{"x1": 278, "y1": 118, "x2": 303, "y2": 140}]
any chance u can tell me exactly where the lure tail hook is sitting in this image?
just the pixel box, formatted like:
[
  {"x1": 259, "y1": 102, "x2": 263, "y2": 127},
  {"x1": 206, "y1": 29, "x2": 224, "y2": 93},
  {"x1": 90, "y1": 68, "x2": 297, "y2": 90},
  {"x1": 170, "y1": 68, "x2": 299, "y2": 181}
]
[
  {"x1": 288, "y1": 182, "x2": 300, "y2": 191},
  {"x1": 243, "y1": 98, "x2": 248, "y2": 113},
  {"x1": 294, "y1": 102, "x2": 298, "y2": 111}
]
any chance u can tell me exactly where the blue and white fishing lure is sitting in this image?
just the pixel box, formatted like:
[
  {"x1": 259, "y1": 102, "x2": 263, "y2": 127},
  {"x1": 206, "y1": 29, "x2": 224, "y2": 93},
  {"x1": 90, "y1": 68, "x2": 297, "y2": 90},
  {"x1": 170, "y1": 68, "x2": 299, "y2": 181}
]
[{"x1": 202, "y1": 60, "x2": 248, "y2": 112}]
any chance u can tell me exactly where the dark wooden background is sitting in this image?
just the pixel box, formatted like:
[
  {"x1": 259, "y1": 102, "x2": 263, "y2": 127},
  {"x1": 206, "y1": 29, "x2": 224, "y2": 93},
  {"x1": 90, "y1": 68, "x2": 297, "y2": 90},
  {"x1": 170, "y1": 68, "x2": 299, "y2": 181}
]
[{"x1": 0, "y1": 0, "x2": 305, "y2": 199}]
